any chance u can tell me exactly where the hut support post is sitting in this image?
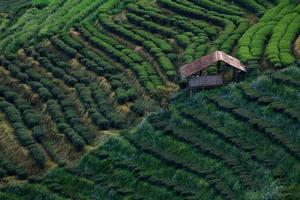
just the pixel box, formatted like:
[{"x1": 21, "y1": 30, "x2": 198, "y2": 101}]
[
  {"x1": 189, "y1": 83, "x2": 193, "y2": 97},
  {"x1": 233, "y1": 69, "x2": 237, "y2": 82},
  {"x1": 217, "y1": 61, "x2": 221, "y2": 74}
]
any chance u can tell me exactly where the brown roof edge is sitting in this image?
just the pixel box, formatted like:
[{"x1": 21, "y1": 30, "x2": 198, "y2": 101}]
[
  {"x1": 180, "y1": 51, "x2": 246, "y2": 79},
  {"x1": 216, "y1": 51, "x2": 246, "y2": 72}
]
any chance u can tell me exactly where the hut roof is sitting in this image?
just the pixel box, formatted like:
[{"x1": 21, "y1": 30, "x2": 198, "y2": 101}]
[{"x1": 180, "y1": 51, "x2": 246, "y2": 79}]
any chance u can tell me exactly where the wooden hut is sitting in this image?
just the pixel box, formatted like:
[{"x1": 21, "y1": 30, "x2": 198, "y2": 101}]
[{"x1": 180, "y1": 51, "x2": 246, "y2": 91}]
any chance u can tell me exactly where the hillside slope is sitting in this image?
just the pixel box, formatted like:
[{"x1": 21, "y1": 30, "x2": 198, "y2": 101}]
[{"x1": 0, "y1": 0, "x2": 299, "y2": 199}]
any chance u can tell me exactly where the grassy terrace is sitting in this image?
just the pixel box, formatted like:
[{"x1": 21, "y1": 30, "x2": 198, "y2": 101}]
[{"x1": 0, "y1": 0, "x2": 299, "y2": 199}]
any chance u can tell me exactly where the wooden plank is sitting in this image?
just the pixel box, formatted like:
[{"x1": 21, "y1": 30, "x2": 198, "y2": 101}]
[{"x1": 189, "y1": 75, "x2": 223, "y2": 89}]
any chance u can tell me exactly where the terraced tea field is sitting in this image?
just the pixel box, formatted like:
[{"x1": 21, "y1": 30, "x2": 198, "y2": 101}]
[{"x1": 0, "y1": 0, "x2": 299, "y2": 199}]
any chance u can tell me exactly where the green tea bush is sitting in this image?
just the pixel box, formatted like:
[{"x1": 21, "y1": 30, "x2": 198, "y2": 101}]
[{"x1": 0, "y1": 98, "x2": 46, "y2": 166}]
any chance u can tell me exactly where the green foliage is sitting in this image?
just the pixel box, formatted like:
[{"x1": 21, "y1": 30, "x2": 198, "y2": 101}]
[
  {"x1": 0, "y1": 85, "x2": 47, "y2": 166},
  {"x1": 75, "y1": 22, "x2": 163, "y2": 92},
  {"x1": 0, "y1": 0, "x2": 299, "y2": 199},
  {"x1": 2, "y1": 184, "x2": 64, "y2": 200},
  {"x1": 231, "y1": 0, "x2": 266, "y2": 16},
  {"x1": 32, "y1": 0, "x2": 50, "y2": 7},
  {"x1": 238, "y1": 2, "x2": 299, "y2": 68},
  {"x1": 266, "y1": 12, "x2": 299, "y2": 67},
  {"x1": 0, "y1": 155, "x2": 27, "y2": 180}
]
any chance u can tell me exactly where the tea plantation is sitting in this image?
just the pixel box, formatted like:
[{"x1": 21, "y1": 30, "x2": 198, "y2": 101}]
[{"x1": 0, "y1": 0, "x2": 299, "y2": 199}]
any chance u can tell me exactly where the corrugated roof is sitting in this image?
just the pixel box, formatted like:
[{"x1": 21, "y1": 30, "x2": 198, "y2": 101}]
[{"x1": 180, "y1": 51, "x2": 246, "y2": 79}]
